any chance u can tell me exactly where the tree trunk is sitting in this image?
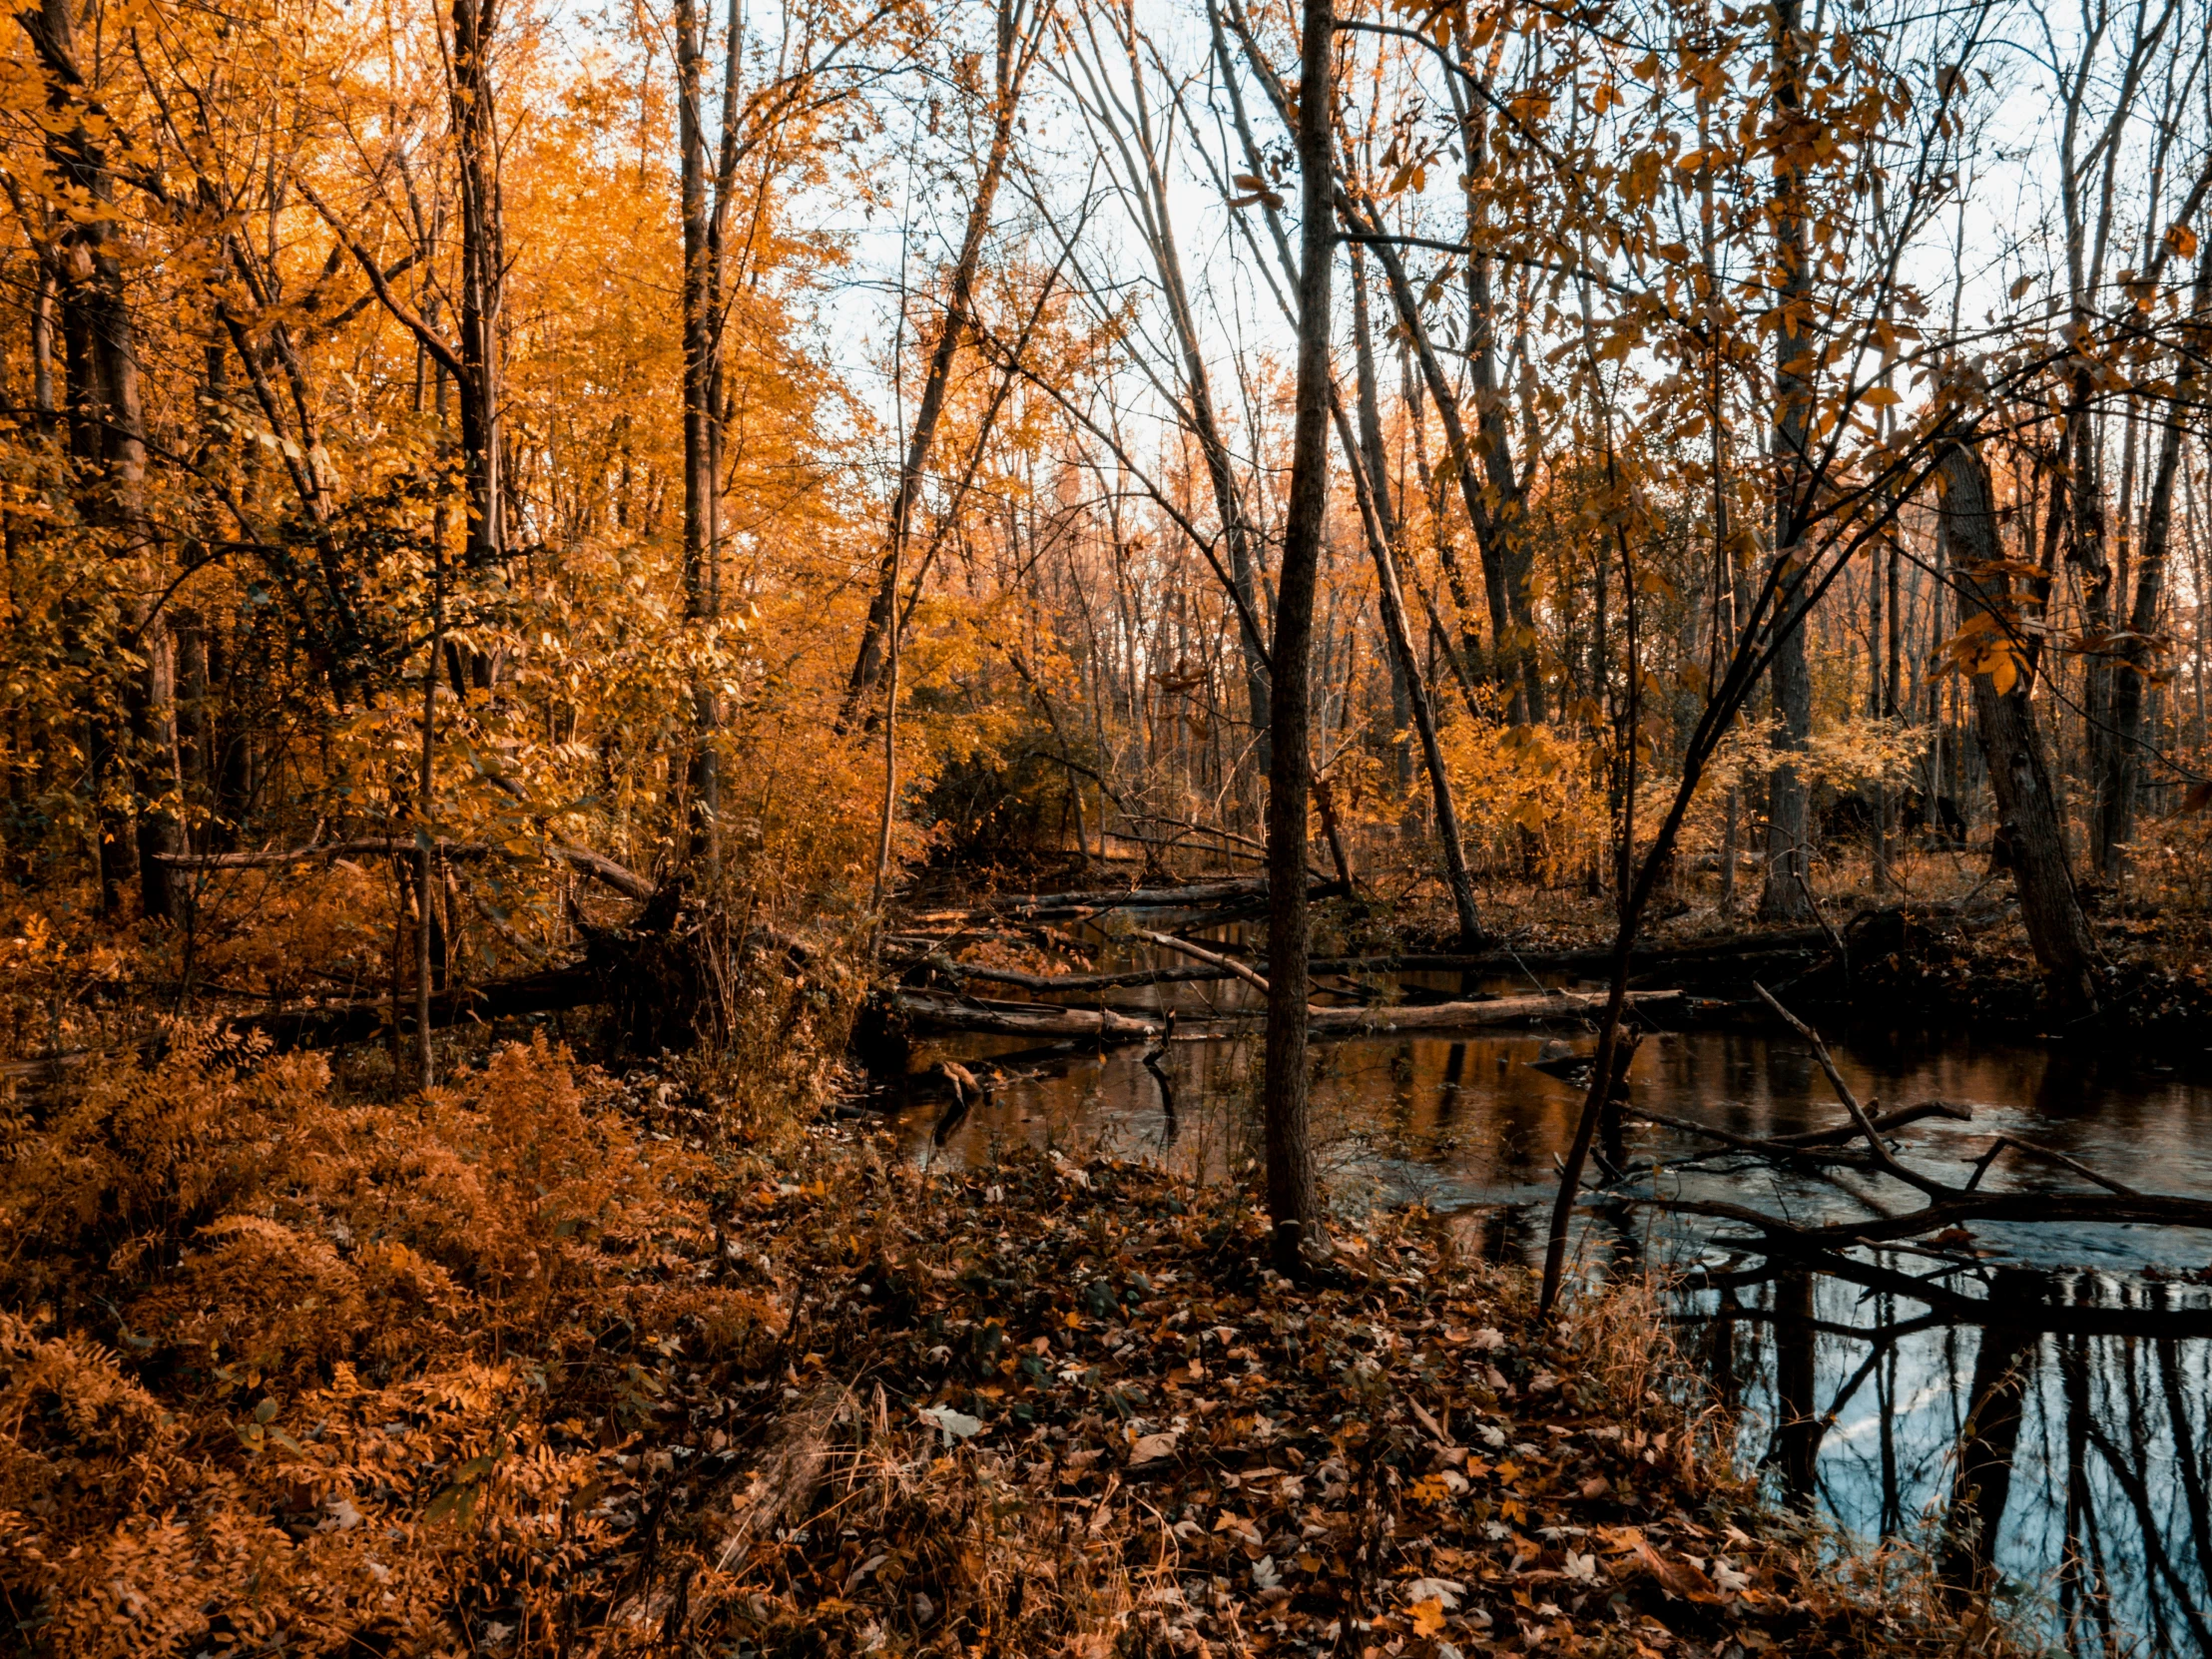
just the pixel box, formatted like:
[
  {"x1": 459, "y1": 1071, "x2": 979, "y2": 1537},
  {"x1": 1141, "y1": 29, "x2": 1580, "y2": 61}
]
[
  {"x1": 450, "y1": 0, "x2": 506, "y2": 579},
  {"x1": 1346, "y1": 252, "x2": 1484, "y2": 946},
  {"x1": 1937, "y1": 440, "x2": 2101, "y2": 1011},
  {"x1": 1110, "y1": 15, "x2": 1272, "y2": 773},
  {"x1": 676, "y1": 0, "x2": 722, "y2": 861},
  {"x1": 1757, "y1": 0, "x2": 1815, "y2": 925},
  {"x1": 20, "y1": 0, "x2": 181, "y2": 920},
  {"x1": 1263, "y1": 0, "x2": 1334, "y2": 1275},
  {"x1": 2097, "y1": 223, "x2": 2210, "y2": 875},
  {"x1": 1444, "y1": 18, "x2": 1541, "y2": 723},
  {"x1": 843, "y1": 0, "x2": 1038, "y2": 725}
]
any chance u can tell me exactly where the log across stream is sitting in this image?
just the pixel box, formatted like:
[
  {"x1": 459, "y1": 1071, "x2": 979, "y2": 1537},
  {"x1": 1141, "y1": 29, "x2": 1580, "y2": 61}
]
[{"x1": 882, "y1": 931, "x2": 2212, "y2": 1656}]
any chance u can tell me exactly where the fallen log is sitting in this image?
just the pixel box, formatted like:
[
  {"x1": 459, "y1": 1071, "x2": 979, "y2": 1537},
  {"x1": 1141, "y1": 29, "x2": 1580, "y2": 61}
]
[
  {"x1": 920, "y1": 961, "x2": 1230, "y2": 995},
  {"x1": 907, "y1": 874, "x2": 1347, "y2": 923},
  {"x1": 1287, "y1": 989, "x2": 1681, "y2": 1036},
  {"x1": 886, "y1": 987, "x2": 1681, "y2": 1042},
  {"x1": 0, "y1": 962, "x2": 606, "y2": 1082},
  {"x1": 228, "y1": 962, "x2": 604, "y2": 1049},
  {"x1": 888, "y1": 992, "x2": 1161, "y2": 1041}
]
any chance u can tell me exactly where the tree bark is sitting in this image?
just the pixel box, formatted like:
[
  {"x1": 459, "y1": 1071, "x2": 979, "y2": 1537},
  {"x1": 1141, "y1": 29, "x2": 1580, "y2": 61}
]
[
  {"x1": 1937, "y1": 440, "x2": 2101, "y2": 1011},
  {"x1": 1263, "y1": 0, "x2": 1334, "y2": 1274}
]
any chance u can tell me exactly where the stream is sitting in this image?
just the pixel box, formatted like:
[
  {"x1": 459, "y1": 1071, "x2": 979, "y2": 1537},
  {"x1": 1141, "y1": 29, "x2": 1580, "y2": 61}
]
[{"x1": 888, "y1": 928, "x2": 2212, "y2": 1655}]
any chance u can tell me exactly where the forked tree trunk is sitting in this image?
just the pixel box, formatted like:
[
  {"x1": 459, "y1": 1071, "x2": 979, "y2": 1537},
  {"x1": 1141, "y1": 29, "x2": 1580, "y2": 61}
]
[
  {"x1": 1262, "y1": 0, "x2": 1334, "y2": 1274},
  {"x1": 1937, "y1": 440, "x2": 2101, "y2": 1012}
]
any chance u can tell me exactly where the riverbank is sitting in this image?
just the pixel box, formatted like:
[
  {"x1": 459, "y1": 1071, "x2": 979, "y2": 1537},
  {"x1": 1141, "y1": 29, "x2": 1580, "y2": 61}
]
[
  {"x1": 0, "y1": 1032, "x2": 2023, "y2": 1656},
  {"x1": 691, "y1": 1140, "x2": 2022, "y2": 1659},
  {"x1": 1284, "y1": 862, "x2": 2212, "y2": 1056}
]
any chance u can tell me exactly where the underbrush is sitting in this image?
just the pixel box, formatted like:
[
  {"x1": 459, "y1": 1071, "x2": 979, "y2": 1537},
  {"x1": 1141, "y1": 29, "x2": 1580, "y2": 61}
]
[
  {"x1": 0, "y1": 1035, "x2": 766, "y2": 1653},
  {"x1": 0, "y1": 1037, "x2": 2026, "y2": 1657}
]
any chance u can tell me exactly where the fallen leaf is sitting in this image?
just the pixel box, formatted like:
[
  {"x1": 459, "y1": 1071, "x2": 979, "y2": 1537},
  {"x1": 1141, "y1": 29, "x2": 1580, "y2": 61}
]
[
  {"x1": 916, "y1": 1405, "x2": 983, "y2": 1444},
  {"x1": 1632, "y1": 1539, "x2": 1721, "y2": 1603},
  {"x1": 1127, "y1": 1430, "x2": 1179, "y2": 1465}
]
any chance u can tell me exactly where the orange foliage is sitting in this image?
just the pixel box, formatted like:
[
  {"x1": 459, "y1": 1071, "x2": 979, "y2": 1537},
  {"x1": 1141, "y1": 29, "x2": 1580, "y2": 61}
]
[{"x1": 0, "y1": 1035, "x2": 761, "y2": 1653}]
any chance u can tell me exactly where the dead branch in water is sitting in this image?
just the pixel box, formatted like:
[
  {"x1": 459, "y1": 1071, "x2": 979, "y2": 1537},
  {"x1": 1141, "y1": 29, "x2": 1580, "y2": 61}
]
[{"x1": 1621, "y1": 989, "x2": 2212, "y2": 1270}]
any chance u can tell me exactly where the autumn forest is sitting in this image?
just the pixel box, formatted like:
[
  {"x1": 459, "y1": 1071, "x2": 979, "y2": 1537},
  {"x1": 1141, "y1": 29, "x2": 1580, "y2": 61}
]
[{"x1": 5, "y1": 0, "x2": 2212, "y2": 1652}]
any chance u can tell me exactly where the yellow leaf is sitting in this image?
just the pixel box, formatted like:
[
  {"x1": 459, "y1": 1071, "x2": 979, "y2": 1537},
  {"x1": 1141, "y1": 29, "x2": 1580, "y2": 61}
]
[
  {"x1": 1410, "y1": 1597, "x2": 1448, "y2": 1637},
  {"x1": 1861, "y1": 385, "x2": 1901, "y2": 406}
]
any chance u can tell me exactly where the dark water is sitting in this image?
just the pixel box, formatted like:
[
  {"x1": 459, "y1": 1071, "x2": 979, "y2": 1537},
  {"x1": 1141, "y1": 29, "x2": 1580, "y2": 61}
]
[{"x1": 892, "y1": 941, "x2": 2212, "y2": 1654}]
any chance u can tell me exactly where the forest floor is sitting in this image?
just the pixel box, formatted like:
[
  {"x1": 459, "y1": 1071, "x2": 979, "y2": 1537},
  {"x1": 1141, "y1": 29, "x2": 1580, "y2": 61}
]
[
  {"x1": 0, "y1": 1024, "x2": 2024, "y2": 1658},
  {"x1": 4, "y1": 847, "x2": 2169, "y2": 1656},
  {"x1": 675, "y1": 1136, "x2": 2023, "y2": 1659}
]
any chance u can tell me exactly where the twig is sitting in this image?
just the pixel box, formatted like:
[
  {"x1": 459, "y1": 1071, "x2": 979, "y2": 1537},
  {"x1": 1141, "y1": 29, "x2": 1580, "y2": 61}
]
[
  {"x1": 1964, "y1": 1135, "x2": 2141, "y2": 1198},
  {"x1": 1620, "y1": 1107, "x2": 1883, "y2": 1171}
]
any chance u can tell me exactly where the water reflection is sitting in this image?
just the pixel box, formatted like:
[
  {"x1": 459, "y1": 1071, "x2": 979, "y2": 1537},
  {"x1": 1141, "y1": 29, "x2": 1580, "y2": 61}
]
[{"x1": 892, "y1": 1019, "x2": 2212, "y2": 1653}]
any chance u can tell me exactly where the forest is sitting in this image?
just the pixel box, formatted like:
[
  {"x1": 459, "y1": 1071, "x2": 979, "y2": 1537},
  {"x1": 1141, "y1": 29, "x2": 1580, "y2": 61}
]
[{"x1": 4, "y1": 0, "x2": 2212, "y2": 1652}]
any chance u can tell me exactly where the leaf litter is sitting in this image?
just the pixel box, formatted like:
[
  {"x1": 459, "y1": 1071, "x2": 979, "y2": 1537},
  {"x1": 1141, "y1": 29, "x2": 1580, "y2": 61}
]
[{"x1": 648, "y1": 1137, "x2": 2024, "y2": 1658}]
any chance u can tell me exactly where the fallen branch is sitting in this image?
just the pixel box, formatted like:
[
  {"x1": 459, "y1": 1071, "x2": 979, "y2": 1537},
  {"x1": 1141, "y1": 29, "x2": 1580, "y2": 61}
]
[
  {"x1": 1132, "y1": 929, "x2": 1271, "y2": 996},
  {"x1": 1754, "y1": 983, "x2": 1945, "y2": 1195},
  {"x1": 1963, "y1": 1134, "x2": 2139, "y2": 1197},
  {"x1": 1624, "y1": 991, "x2": 2198, "y2": 1290},
  {"x1": 158, "y1": 836, "x2": 658, "y2": 901},
  {"x1": 921, "y1": 960, "x2": 1231, "y2": 995},
  {"x1": 1764, "y1": 1100, "x2": 1974, "y2": 1148},
  {"x1": 886, "y1": 992, "x2": 1160, "y2": 1042},
  {"x1": 1645, "y1": 1187, "x2": 2212, "y2": 1249},
  {"x1": 1624, "y1": 1100, "x2": 1974, "y2": 1167}
]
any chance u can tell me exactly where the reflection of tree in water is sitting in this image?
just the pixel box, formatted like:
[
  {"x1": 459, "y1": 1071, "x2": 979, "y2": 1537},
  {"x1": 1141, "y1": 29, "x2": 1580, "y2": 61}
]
[{"x1": 1700, "y1": 1266, "x2": 2212, "y2": 1656}]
